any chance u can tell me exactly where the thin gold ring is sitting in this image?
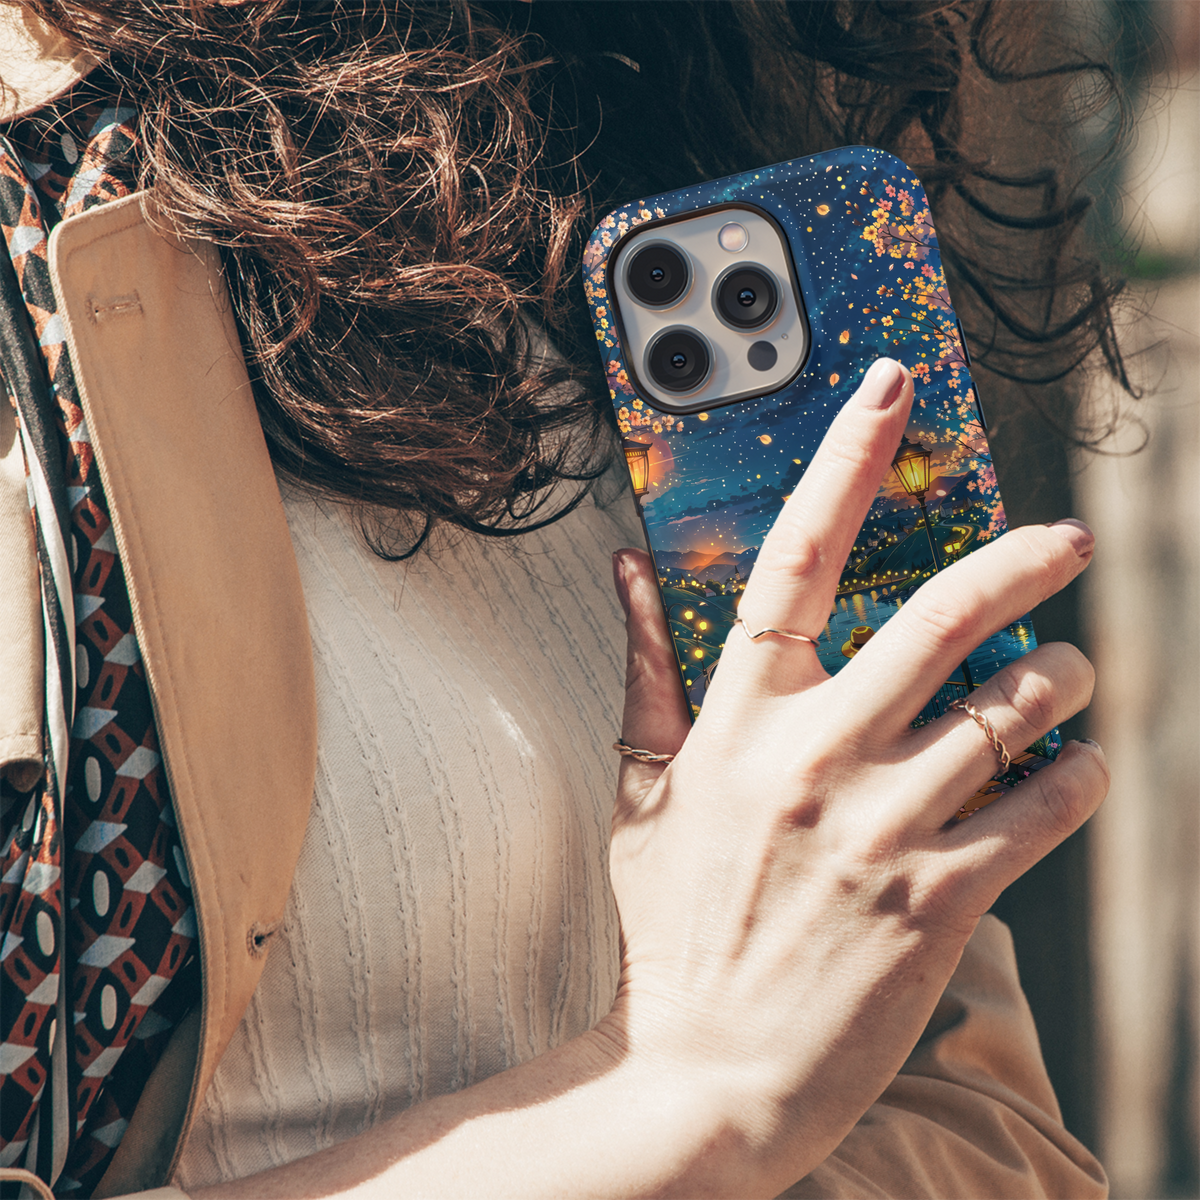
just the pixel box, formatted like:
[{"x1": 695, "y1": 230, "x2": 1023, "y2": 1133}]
[
  {"x1": 949, "y1": 698, "x2": 1012, "y2": 771},
  {"x1": 613, "y1": 738, "x2": 675, "y2": 765},
  {"x1": 733, "y1": 617, "x2": 821, "y2": 647}
]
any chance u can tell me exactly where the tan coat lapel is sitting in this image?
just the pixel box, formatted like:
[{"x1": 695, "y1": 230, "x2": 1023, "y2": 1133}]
[
  {"x1": 0, "y1": 390, "x2": 43, "y2": 791},
  {"x1": 47, "y1": 192, "x2": 317, "y2": 1194}
]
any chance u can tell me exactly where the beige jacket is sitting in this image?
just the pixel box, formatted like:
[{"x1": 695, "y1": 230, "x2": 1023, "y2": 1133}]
[
  {"x1": 0, "y1": 30, "x2": 1107, "y2": 1199},
  {"x1": 8, "y1": 194, "x2": 319, "y2": 1198},
  {"x1": 1, "y1": 32, "x2": 319, "y2": 1175}
]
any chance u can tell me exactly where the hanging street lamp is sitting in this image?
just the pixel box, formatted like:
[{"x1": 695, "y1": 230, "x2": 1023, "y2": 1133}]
[{"x1": 623, "y1": 437, "x2": 652, "y2": 512}]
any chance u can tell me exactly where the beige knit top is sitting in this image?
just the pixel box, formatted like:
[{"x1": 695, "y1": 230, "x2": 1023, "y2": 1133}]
[
  {"x1": 176, "y1": 474, "x2": 644, "y2": 1188},
  {"x1": 171, "y1": 476, "x2": 1112, "y2": 1200}
]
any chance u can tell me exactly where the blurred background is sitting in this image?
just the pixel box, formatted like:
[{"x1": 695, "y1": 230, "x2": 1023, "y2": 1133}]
[
  {"x1": 986, "y1": 3, "x2": 1198, "y2": 1197},
  {"x1": 1080, "y1": 1, "x2": 1199, "y2": 1196}
]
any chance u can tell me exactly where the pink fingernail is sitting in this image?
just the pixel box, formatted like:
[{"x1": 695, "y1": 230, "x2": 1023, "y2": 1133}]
[
  {"x1": 1047, "y1": 518, "x2": 1094, "y2": 556},
  {"x1": 860, "y1": 358, "x2": 907, "y2": 410},
  {"x1": 612, "y1": 551, "x2": 632, "y2": 618}
]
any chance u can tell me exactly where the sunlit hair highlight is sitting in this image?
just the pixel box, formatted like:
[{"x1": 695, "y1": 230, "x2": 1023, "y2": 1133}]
[{"x1": 29, "y1": 0, "x2": 1135, "y2": 555}]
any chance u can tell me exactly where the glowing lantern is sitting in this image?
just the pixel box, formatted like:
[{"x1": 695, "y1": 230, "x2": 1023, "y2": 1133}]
[
  {"x1": 891, "y1": 435, "x2": 932, "y2": 501},
  {"x1": 622, "y1": 437, "x2": 652, "y2": 500}
]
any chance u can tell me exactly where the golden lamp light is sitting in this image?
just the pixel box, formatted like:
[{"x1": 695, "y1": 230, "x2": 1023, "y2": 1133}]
[
  {"x1": 891, "y1": 434, "x2": 932, "y2": 501},
  {"x1": 622, "y1": 436, "x2": 652, "y2": 500}
]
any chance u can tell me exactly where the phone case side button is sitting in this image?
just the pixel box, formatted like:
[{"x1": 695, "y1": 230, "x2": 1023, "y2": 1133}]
[{"x1": 955, "y1": 316, "x2": 972, "y2": 367}]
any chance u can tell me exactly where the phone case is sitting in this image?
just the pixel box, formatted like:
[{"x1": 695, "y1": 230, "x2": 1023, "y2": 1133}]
[{"x1": 584, "y1": 147, "x2": 1058, "y2": 809}]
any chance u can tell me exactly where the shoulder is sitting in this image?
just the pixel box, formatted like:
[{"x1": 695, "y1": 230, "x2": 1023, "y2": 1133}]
[{"x1": 0, "y1": 6, "x2": 101, "y2": 122}]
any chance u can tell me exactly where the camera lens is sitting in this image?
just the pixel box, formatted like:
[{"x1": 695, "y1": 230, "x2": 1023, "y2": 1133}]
[
  {"x1": 625, "y1": 242, "x2": 690, "y2": 308},
  {"x1": 647, "y1": 328, "x2": 711, "y2": 393},
  {"x1": 715, "y1": 265, "x2": 778, "y2": 329}
]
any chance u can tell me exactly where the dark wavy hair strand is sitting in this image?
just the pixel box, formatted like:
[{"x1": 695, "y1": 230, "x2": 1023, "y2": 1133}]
[{"x1": 27, "y1": 0, "x2": 1135, "y2": 555}]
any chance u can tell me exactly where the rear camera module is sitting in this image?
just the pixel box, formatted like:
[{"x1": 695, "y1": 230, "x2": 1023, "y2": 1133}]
[
  {"x1": 625, "y1": 241, "x2": 691, "y2": 308},
  {"x1": 647, "y1": 328, "x2": 711, "y2": 393},
  {"x1": 715, "y1": 264, "x2": 779, "y2": 330}
]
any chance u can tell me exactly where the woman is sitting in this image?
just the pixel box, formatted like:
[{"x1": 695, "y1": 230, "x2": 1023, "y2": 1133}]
[{"x1": 0, "y1": 2, "x2": 1119, "y2": 1196}]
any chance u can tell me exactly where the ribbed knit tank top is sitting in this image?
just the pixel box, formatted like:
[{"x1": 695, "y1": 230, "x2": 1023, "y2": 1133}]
[{"x1": 176, "y1": 473, "x2": 644, "y2": 1187}]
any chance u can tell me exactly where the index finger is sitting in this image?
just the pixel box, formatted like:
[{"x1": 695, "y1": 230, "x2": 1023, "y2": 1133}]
[{"x1": 721, "y1": 358, "x2": 913, "y2": 696}]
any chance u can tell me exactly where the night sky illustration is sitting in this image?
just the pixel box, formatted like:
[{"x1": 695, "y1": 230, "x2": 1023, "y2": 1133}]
[{"x1": 583, "y1": 147, "x2": 1060, "y2": 789}]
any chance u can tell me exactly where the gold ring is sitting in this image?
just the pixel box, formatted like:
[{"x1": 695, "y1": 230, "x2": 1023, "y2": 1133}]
[
  {"x1": 733, "y1": 617, "x2": 820, "y2": 647},
  {"x1": 949, "y1": 699, "x2": 1011, "y2": 771},
  {"x1": 613, "y1": 738, "x2": 675, "y2": 765}
]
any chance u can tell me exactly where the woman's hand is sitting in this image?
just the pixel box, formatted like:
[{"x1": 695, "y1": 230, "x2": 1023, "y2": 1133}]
[
  {"x1": 606, "y1": 357, "x2": 1108, "y2": 1194},
  {"x1": 189, "y1": 358, "x2": 1106, "y2": 1200}
]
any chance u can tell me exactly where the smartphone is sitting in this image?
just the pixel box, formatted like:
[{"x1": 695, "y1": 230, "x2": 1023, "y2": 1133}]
[{"x1": 584, "y1": 147, "x2": 1057, "y2": 811}]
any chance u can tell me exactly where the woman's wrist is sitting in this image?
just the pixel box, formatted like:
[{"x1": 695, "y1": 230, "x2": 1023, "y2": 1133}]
[
  {"x1": 586, "y1": 1005, "x2": 843, "y2": 1198},
  {"x1": 571, "y1": 1022, "x2": 791, "y2": 1198}
]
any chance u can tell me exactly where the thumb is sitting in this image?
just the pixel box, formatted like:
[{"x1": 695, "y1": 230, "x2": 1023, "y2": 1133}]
[{"x1": 612, "y1": 548, "x2": 692, "y2": 817}]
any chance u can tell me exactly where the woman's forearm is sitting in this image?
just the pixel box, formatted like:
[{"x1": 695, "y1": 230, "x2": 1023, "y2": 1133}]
[{"x1": 188, "y1": 1026, "x2": 803, "y2": 1200}]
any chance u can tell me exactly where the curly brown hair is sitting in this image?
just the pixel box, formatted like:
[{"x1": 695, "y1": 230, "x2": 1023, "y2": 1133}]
[{"x1": 28, "y1": 0, "x2": 1132, "y2": 556}]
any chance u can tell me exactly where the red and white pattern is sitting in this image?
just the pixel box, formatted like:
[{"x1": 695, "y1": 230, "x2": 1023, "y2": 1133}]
[{"x1": 1, "y1": 88, "x2": 198, "y2": 1197}]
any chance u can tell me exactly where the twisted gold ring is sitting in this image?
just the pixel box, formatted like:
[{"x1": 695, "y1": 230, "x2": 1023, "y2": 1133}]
[
  {"x1": 613, "y1": 738, "x2": 675, "y2": 765},
  {"x1": 949, "y1": 699, "x2": 1012, "y2": 771}
]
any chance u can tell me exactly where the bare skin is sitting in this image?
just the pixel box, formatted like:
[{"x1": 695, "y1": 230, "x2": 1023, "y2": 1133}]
[{"x1": 191, "y1": 357, "x2": 1108, "y2": 1199}]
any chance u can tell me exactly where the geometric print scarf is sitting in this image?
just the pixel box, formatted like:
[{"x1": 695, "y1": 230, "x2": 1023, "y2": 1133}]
[{"x1": 0, "y1": 81, "x2": 198, "y2": 1197}]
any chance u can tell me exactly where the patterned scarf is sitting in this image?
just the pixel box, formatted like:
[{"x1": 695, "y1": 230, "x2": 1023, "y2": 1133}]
[{"x1": 0, "y1": 84, "x2": 199, "y2": 1197}]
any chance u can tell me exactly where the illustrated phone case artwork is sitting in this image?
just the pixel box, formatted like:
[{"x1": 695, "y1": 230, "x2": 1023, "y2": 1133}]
[{"x1": 584, "y1": 147, "x2": 1058, "y2": 811}]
